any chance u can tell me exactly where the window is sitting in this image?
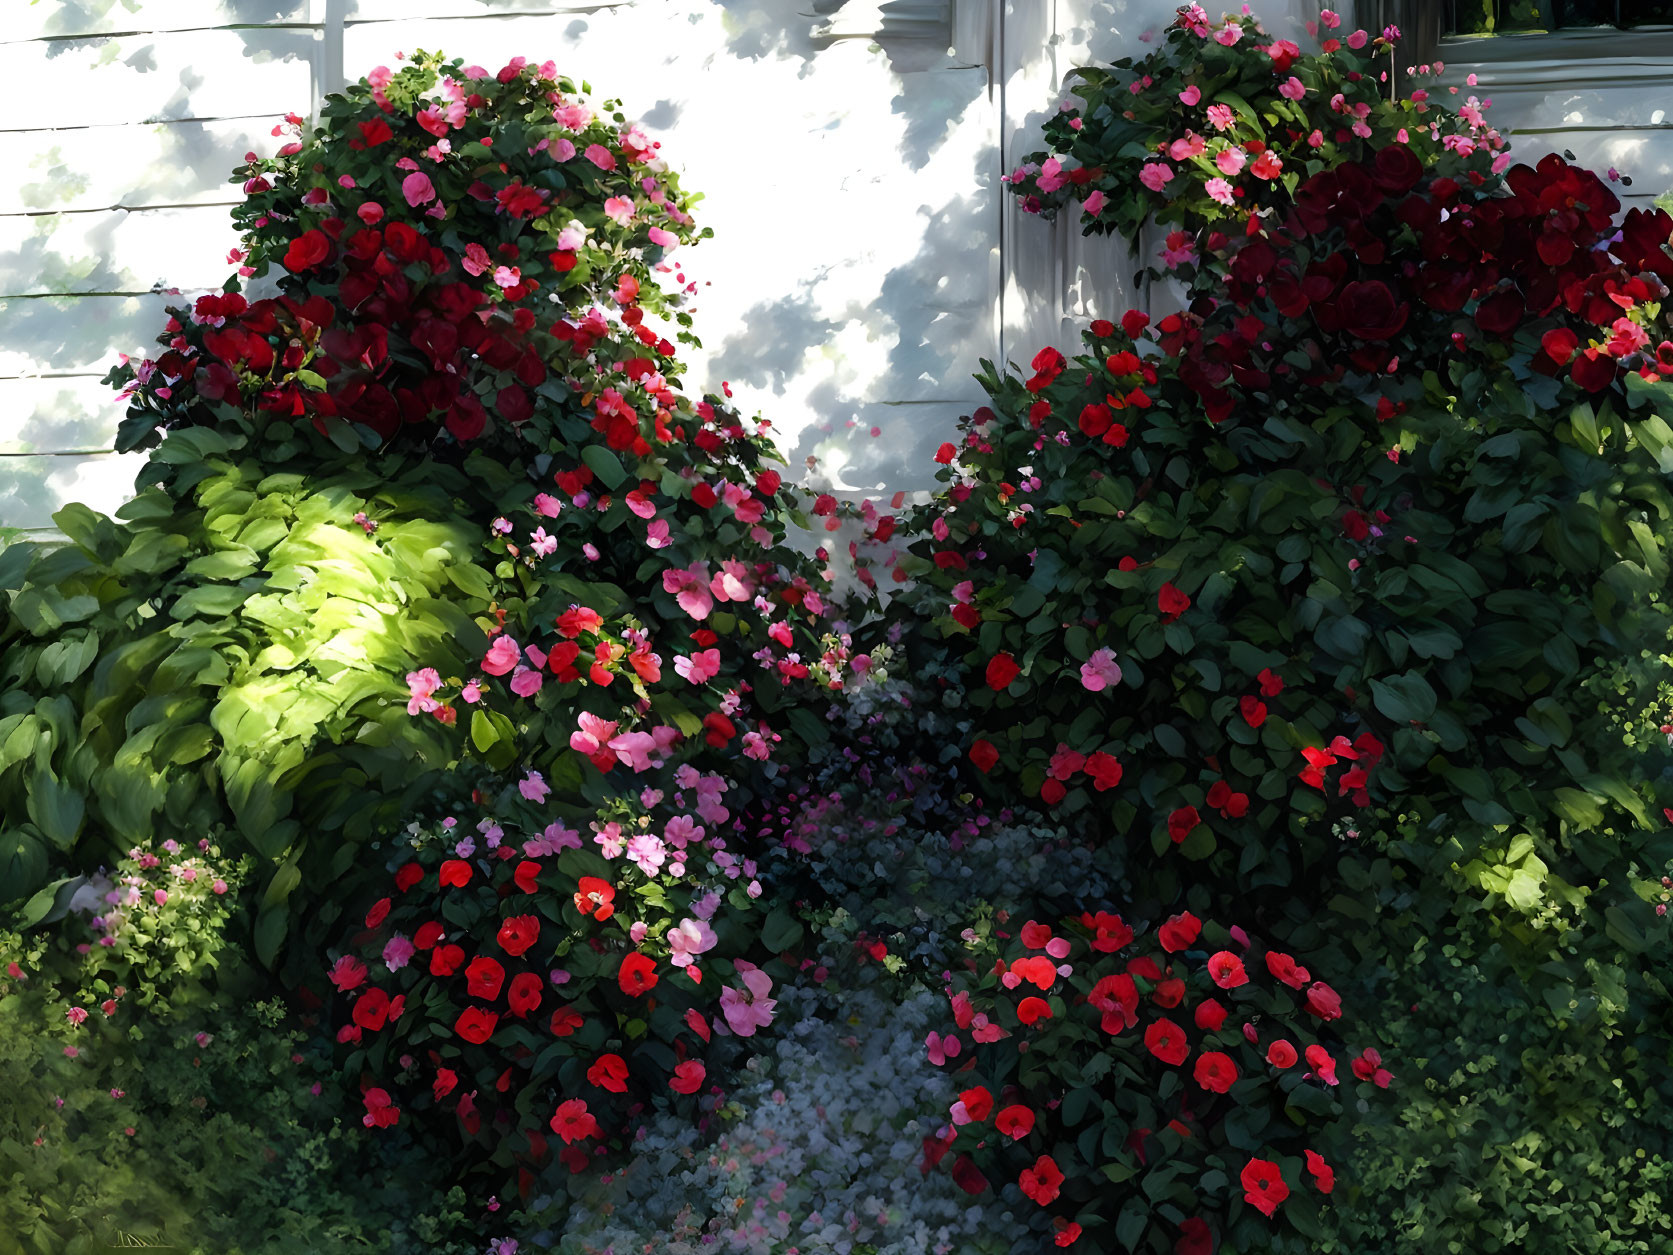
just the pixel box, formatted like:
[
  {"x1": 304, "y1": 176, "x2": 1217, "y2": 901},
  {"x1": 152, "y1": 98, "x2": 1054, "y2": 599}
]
[{"x1": 1447, "y1": 1, "x2": 1673, "y2": 34}]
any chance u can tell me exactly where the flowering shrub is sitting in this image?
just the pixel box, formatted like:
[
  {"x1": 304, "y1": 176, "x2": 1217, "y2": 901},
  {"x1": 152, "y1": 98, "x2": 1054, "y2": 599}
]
[
  {"x1": 327, "y1": 794, "x2": 790, "y2": 1196},
  {"x1": 543, "y1": 979, "x2": 1032, "y2": 1255},
  {"x1": 924, "y1": 908, "x2": 1385, "y2": 1251}
]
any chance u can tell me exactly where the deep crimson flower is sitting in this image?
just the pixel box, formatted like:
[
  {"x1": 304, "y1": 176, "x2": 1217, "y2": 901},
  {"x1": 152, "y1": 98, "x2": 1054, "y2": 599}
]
[
  {"x1": 1241, "y1": 1158, "x2": 1290, "y2": 1217},
  {"x1": 1175, "y1": 1217, "x2": 1214, "y2": 1255},
  {"x1": 996, "y1": 1104, "x2": 1035, "y2": 1139},
  {"x1": 1369, "y1": 142, "x2": 1423, "y2": 194},
  {"x1": 703, "y1": 711, "x2": 736, "y2": 746},
  {"x1": 1474, "y1": 288, "x2": 1525, "y2": 336},
  {"x1": 1158, "y1": 911, "x2": 1201, "y2": 952},
  {"x1": 1144, "y1": 1017, "x2": 1190, "y2": 1065},
  {"x1": 454, "y1": 1006, "x2": 499, "y2": 1044},
  {"x1": 1019, "y1": 1154, "x2": 1065, "y2": 1205},
  {"x1": 394, "y1": 863, "x2": 423, "y2": 893},
  {"x1": 588, "y1": 1052, "x2": 630, "y2": 1093},
  {"x1": 438, "y1": 859, "x2": 472, "y2": 888},
  {"x1": 1194, "y1": 998, "x2": 1228, "y2": 1031},
  {"x1": 429, "y1": 944, "x2": 465, "y2": 977},
  {"x1": 1167, "y1": 805, "x2": 1201, "y2": 844},
  {"x1": 506, "y1": 971, "x2": 543, "y2": 1018},
  {"x1": 352, "y1": 986, "x2": 391, "y2": 1032},
  {"x1": 951, "y1": 1153, "x2": 990, "y2": 1194},
  {"x1": 1194, "y1": 1050, "x2": 1239, "y2": 1093},
  {"x1": 1335, "y1": 279, "x2": 1409, "y2": 341},
  {"x1": 969, "y1": 739, "x2": 1000, "y2": 773},
  {"x1": 550, "y1": 1098, "x2": 600, "y2": 1144},
  {"x1": 282, "y1": 229, "x2": 332, "y2": 273},
  {"x1": 618, "y1": 951, "x2": 659, "y2": 996},
  {"x1": 1239, "y1": 695, "x2": 1267, "y2": 727},
  {"x1": 669, "y1": 1060, "x2": 706, "y2": 1094},
  {"x1": 465, "y1": 956, "x2": 505, "y2": 1001},
  {"x1": 1085, "y1": 751, "x2": 1124, "y2": 791},
  {"x1": 1258, "y1": 667, "x2": 1284, "y2": 697},
  {"x1": 361, "y1": 1087, "x2": 399, "y2": 1129},
  {"x1": 1207, "y1": 951, "x2": 1248, "y2": 989},
  {"x1": 1352, "y1": 1047, "x2": 1394, "y2": 1087},
  {"x1": 497, "y1": 915, "x2": 540, "y2": 958},
  {"x1": 985, "y1": 652, "x2": 1021, "y2": 690},
  {"x1": 1571, "y1": 346, "x2": 1618, "y2": 392},
  {"x1": 411, "y1": 921, "x2": 444, "y2": 951},
  {"x1": 1158, "y1": 582, "x2": 1191, "y2": 622},
  {"x1": 549, "y1": 1006, "x2": 584, "y2": 1036}
]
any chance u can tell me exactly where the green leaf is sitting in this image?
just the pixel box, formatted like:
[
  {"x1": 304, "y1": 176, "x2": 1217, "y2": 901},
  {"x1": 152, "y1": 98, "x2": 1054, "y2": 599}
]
[
  {"x1": 760, "y1": 907, "x2": 803, "y2": 953},
  {"x1": 1369, "y1": 673, "x2": 1437, "y2": 724},
  {"x1": 581, "y1": 444, "x2": 628, "y2": 490},
  {"x1": 15, "y1": 875, "x2": 83, "y2": 929}
]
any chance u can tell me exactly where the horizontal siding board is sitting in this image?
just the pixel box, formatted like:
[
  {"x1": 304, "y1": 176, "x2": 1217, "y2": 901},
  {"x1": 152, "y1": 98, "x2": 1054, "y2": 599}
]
[
  {"x1": 0, "y1": 205, "x2": 240, "y2": 296},
  {"x1": 6, "y1": 28, "x2": 315, "y2": 130},
  {"x1": 0, "y1": 376, "x2": 125, "y2": 455},
  {"x1": 6, "y1": 1, "x2": 311, "y2": 43},
  {"x1": 0, "y1": 453, "x2": 141, "y2": 531},
  {"x1": 0, "y1": 292, "x2": 208, "y2": 377},
  {"x1": 345, "y1": 0, "x2": 627, "y2": 18},
  {"x1": 1456, "y1": 74, "x2": 1673, "y2": 131},
  {"x1": 0, "y1": 119, "x2": 273, "y2": 213}
]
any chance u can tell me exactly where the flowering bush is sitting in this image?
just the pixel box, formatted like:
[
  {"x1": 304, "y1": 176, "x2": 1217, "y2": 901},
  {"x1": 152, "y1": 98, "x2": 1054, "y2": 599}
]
[
  {"x1": 922, "y1": 908, "x2": 1383, "y2": 1251},
  {"x1": 542, "y1": 979, "x2": 1032, "y2": 1255}
]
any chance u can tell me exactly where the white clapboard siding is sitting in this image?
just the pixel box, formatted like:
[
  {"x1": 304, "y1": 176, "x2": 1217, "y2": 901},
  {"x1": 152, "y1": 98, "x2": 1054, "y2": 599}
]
[
  {"x1": 0, "y1": 376, "x2": 127, "y2": 454},
  {"x1": 0, "y1": 292, "x2": 208, "y2": 378},
  {"x1": 0, "y1": 119, "x2": 275, "y2": 214},
  {"x1": 0, "y1": 207, "x2": 241, "y2": 297},
  {"x1": 344, "y1": 0, "x2": 629, "y2": 20},
  {"x1": 6, "y1": 28, "x2": 315, "y2": 131},
  {"x1": 6, "y1": 1, "x2": 311, "y2": 44},
  {"x1": 0, "y1": 453, "x2": 143, "y2": 532}
]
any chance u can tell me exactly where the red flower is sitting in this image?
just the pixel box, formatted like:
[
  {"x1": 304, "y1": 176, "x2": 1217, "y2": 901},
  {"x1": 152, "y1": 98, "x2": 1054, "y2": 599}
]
[
  {"x1": 985, "y1": 652, "x2": 1021, "y2": 690},
  {"x1": 995, "y1": 1104, "x2": 1035, "y2": 1140},
  {"x1": 282, "y1": 229, "x2": 332, "y2": 273},
  {"x1": 1026, "y1": 346, "x2": 1066, "y2": 393},
  {"x1": 356, "y1": 118, "x2": 393, "y2": 147},
  {"x1": 497, "y1": 914, "x2": 540, "y2": 958},
  {"x1": 1121, "y1": 309, "x2": 1149, "y2": 339},
  {"x1": 957, "y1": 1084, "x2": 994, "y2": 1122},
  {"x1": 1264, "y1": 950, "x2": 1310, "y2": 988},
  {"x1": 1257, "y1": 667, "x2": 1284, "y2": 697},
  {"x1": 1239, "y1": 696, "x2": 1267, "y2": 727},
  {"x1": 1088, "y1": 973, "x2": 1140, "y2": 1033},
  {"x1": 361, "y1": 1087, "x2": 399, "y2": 1129},
  {"x1": 1571, "y1": 346, "x2": 1618, "y2": 392},
  {"x1": 329, "y1": 955, "x2": 368, "y2": 992},
  {"x1": 506, "y1": 971, "x2": 543, "y2": 1019},
  {"x1": 1240, "y1": 1157, "x2": 1290, "y2": 1217},
  {"x1": 951, "y1": 1153, "x2": 990, "y2": 1194},
  {"x1": 1305, "y1": 1043, "x2": 1339, "y2": 1085},
  {"x1": 549, "y1": 1006, "x2": 584, "y2": 1037},
  {"x1": 465, "y1": 956, "x2": 505, "y2": 1001},
  {"x1": 1020, "y1": 921, "x2": 1055, "y2": 949},
  {"x1": 574, "y1": 877, "x2": 615, "y2": 921},
  {"x1": 1019, "y1": 1154, "x2": 1065, "y2": 1205},
  {"x1": 1081, "y1": 910, "x2": 1133, "y2": 951},
  {"x1": 588, "y1": 1052, "x2": 630, "y2": 1093},
  {"x1": 935, "y1": 442, "x2": 958, "y2": 464},
  {"x1": 550, "y1": 1098, "x2": 600, "y2": 1144},
  {"x1": 1540, "y1": 326, "x2": 1580, "y2": 367},
  {"x1": 394, "y1": 863, "x2": 423, "y2": 892},
  {"x1": 1158, "y1": 911, "x2": 1201, "y2": 952},
  {"x1": 1193, "y1": 1050, "x2": 1238, "y2": 1093},
  {"x1": 432, "y1": 1068, "x2": 457, "y2": 1100},
  {"x1": 1298, "y1": 745, "x2": 1337, "y2": 789},
  {"x1": 1266, "y1": 1039, "x2": 1299, "y2": 1068},
  {"x1": 438, "y1": 859, "x2": 473, "y2": 888},
  {"x1": 454, "y1": 1006, "x2": 499, "y2": 1044},
  {"x1": 1305, "y1": 1149, "x2": 1335, "y2": 1193},
  {"x1": 1207, "y1": 950, "x2": 1247, "y2": 989},
  {"x1": 1144, "y1": 1017, "x2": 1189, "y2": 1066},
  {"x1": 1334, "y1": 279, "x2": 1409, "y2": 341},
  {"x1": 430, "y1": 944, "x2": 465, "y2": 977},
  {"x1": 669, "y1": 1060, "x2": 706, "y2": 1094},
  {"x1": 1175, "y1": 1217, "x2": 1214, "y2": 1255},
  {"x1": 1167, "y1": 805, "x2": 1201, "y2": 844},
  {"x1": 1194, "y1": 998, "x2": 1228, "y2": 1031},
  {"x1": 1158, "y1": 582, "x2": 1191, "y2": 622},
  {"x1": 514, "y1": 860, "x2": 541, "y2": 894},
  {"x1": 352, "y1": 986, "x2": 391, "y2": 1032},
  {"x1": 969, "y1": 739, "x2": 1000, "y2": 773},
  {"x1": 413, "y1": 921, "x2": 444, "y2": 950},
  {"x1": 1304, "y1": 981, "x2": 1342, "y2": 1021},
  {"x1": 1017, "y1": 996, "x2": 1053, "y2": 1026},
  {"x1": 618, "y1": 951, "x2": 659, "y2": 997},
  {"x1": 703, "y1": 711, "x2": 736, "y2": 747},
  {"x1": 1053, "y1": 1219, "x2": 1082, "y2": 1247},
  {"x1": 1352, "y1": 1047, "x2": 1394, "y2": 1088},
  {"x1": 1085, "y1": 751, "x2": 1124, "y2": 791}
]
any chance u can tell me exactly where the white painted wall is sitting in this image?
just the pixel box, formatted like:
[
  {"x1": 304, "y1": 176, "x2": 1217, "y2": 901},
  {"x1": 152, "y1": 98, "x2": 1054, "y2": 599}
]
[{"x1": 2, "y1": 0, "x2": 1332, "y2": 530}]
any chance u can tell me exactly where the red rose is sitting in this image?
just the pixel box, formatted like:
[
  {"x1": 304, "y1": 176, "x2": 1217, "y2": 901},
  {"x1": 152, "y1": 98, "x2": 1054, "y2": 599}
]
[
  {"x1": 497, "y1": 915, "x2": 540, "y2": 958},
  {"x1": 1369, "y1": 143, "x2": 1423, "y2": 194},
  {"x1": 1167, "y1": 805, "x2": 1201, "y2": 844},
  {"x1": 618, "y1": 951, "x2": 658, "y2": 997},
  {"x1": 985, "y1": 652, "x2": 1021, "y2": 690},
  {"x1": 506, "y1": 971, "x2": 543, "y2": 1018},
  {"x1": 1193, "y1": 1050, "x2": 1238, "y2": 1093},
  {"x1": 1158, "y1": 582, "x2": 1191, "y2": 623},
  {"x1": 454, "y1": 1006, "x2": 499, "y2": 1044},
  {"x1": 1540, "y1": 327, "x2": 1579, "y2": 367},
  {"x1": 1144, "y1": 1017, "x2": 1190, "y2": 1066},
  {"x1": 969, "y1": 739, "x2": 1000, "y2": 773},
  {"x1": 465, "y1": 956, "x2": 505, "y2": 1001},
  {"x1": 1039, "y1": 778, "x2": 1066, "y2": 805},
  {"x1": 1090, "y1": 319, "x2": 1115, "y2": 338},
  {"x1": 1158, "y1": 911, "x2": 1201, "y2": 952},
  {"x1": 1571, "y1": 346, "x2": 1617, "y2": 392},
  {"x1": 951, "y1": 602, "x2": 980, "y2": 630},
  {"x1": 282, "y1": 228, "x2": 332, "y2": 273},
  {"x1": 1085, "y1": 751, "x2": 1124, "y2": 791},
  {"x1": 1078, "y1": 403, "x2": 1112, "y2": 438},
  {"x1": 703, "y1": 711, "x2": 736, "y2": 747},
  {"x1": 430, "y1": 944, "x2": 465, "y2": 977},
  {"x1": 1121, "y1": 309, "x2": 1150, "y2": 339}
]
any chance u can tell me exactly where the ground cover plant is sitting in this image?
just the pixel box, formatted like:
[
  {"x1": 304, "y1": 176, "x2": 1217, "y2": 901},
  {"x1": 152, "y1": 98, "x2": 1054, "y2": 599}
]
[{"x1": 2, "y1": 8, "x2": 1672, "y2": 1255}]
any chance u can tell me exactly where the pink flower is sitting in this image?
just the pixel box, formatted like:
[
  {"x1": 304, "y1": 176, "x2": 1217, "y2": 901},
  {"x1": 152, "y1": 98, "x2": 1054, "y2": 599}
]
[
  {"x1": 533, "y1": 493, "x2": 562, "y2": 517},
  {"x1": 482, "y1": 635, "x2": 521, "y2": 676},
  {"x1": 719, "y1": 962, "x2": 777, "y2": 1037},
  {"x1": 401, "y1": 171, "x2": 436, "y2": 207},
  {"x1": 66, "y1": 1006, "x2": 88, "y2": 1026},
  {"x1": 1215, "y1": 147, "x2": 1247, "y2": 175},
  {"x1": 662, "y1": 564, "x2": 714, "y2": 620},
  {"x1": 382, "y1": 934, "x2": 416, "y2": 971},
  {"x1": 608, "y1": 730, "x2": 658, "y2": 772},
  {"x1": 675, "y1": 649, "x2": 722, "y2": 684},
  {"x1": 1178, "y1": 85, "x2": 1202, "y2": 106},
  {"x1": 1347, "y1": 28, "x2": 1368, "y2": 48},
  {"x1": 604, "y1": 196, "x2": 636, "y2": 226},
  {"x1": 570, "y1": 712, "x2": 620, "y2": 759},
  {"x1": 1206, "y1": 103, "x2": 1236, "y2": 131},
  {"x1": 1321, "y1": 8, "x2": 1342, "y2": 28},
  {"x1": 1139, "y1": 162, "x2": 1176, "y2": 192},
  {"x1": 667, "y1": 917, "x2": 718, "y2": 968},
  {"x1": 1250, "y1": 150, "x2": 1284, "y2": 180},
  {"x1": 520, "y1": 770, "x2": 551, "y2": 803},
  {"x1": 329, "y1": 955, "x2": 368, "y2": 992},
  {"x1": 1036, "y1": 156, "x2": 1068, "y2": 193},
  {"x1": 406, "y1": 668, "x2": 442, "y2": 716},
  {"x1": 926, "y1": 1030, "x2": 962, "y2": 1065},
  {"x1": 492, "y1": 265, "x2": 521, "y2": 289},
  {"x1": 1080, "y1": 647, "x2": 1122, "y2": 692},
  {"x1": 1168, "y1": 132, "x2": 1206, "y2": 161},
  {"x1": 1082, "y1": 189, "x2": 1106, "y2": 217},
  {"x1": 584, "y1": 143, "x2": 617, "y2": 171},
  {"x1": 1279, "y1": 76, "x2": 1306, "y2": 101},
  {"x1": 1214, "y1": 21, "x2": 1243, "y2": 44},
  {"x1": 646, "y1": 519, "x2": 671, "y2": 549},
  {"x1": 1204, "y1": 177, "x2": 1236, "y2": 206}
]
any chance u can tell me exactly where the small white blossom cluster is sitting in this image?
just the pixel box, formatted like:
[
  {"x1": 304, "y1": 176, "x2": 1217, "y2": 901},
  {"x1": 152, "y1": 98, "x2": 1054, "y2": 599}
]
[{"x1": 543, "y1": 982, "x2": 1033, "y2": 1255}]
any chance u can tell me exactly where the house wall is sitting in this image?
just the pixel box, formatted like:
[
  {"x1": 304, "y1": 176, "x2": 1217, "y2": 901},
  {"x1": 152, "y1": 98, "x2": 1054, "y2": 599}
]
[{"x1": 5, "y1": 0, "x2": 1337, "y2": 532}]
